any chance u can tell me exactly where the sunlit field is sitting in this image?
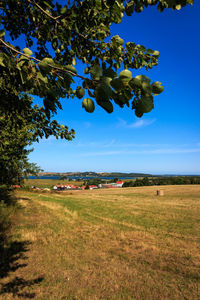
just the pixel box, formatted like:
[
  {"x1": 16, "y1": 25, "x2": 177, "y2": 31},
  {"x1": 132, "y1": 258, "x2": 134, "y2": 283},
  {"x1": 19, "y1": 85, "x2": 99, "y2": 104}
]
[
  {"x1": 1, "y1": 185, "x2": 200, "y2": 299},
  {"x1": 24, "y1": 178, "x2": 84, "y2": 188}
]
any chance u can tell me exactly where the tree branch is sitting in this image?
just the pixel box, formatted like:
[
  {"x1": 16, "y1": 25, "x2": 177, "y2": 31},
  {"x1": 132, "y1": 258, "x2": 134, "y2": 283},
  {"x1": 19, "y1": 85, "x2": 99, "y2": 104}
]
[
  {"x1": 26, "y1": 0, "x2": 100, "y2": 45},
  {"x1": 0, "y1": 38, "x2": 98, "y2": 84},
  {"x1": 0, "y1": 38, "x2": 40, "y2": 62},
  {"x1": 26, "y1": 0, "x2": 61, "y2": 23}
]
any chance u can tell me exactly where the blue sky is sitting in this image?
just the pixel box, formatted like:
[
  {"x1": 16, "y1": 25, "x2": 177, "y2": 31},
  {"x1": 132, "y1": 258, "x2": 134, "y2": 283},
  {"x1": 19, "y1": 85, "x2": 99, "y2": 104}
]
[{"x1": 29, "y1": 2, "x2": 200, "y2": 175}]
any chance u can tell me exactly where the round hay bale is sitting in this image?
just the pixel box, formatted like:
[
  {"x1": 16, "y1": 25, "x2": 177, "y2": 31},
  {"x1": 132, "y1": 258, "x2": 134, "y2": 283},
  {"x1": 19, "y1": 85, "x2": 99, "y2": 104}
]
[{"x1": 157, "y1": 190, "x2": 164, "y2": 196}]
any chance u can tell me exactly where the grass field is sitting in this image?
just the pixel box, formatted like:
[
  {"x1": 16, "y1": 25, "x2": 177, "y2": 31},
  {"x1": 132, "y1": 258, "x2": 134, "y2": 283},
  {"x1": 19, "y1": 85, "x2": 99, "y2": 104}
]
[
  {"x1": 24, "y1": 178, "x2": 84, "y2": 188},
  {"x1": 1, "y1": 185, "x2": 200, "y2": 299}
]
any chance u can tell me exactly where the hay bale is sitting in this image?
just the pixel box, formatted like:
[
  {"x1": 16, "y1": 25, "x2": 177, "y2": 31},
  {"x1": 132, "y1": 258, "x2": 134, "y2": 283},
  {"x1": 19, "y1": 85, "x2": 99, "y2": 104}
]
[{"x1": 157, "y1": 190, "x2": 164, "y2": 196}]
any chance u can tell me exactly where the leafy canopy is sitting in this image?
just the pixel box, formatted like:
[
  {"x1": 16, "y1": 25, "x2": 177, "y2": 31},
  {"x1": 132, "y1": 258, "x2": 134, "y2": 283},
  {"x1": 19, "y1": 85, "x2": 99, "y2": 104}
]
[{"x1": 0, "y1": 0, "x2": 193, "y2": 131}]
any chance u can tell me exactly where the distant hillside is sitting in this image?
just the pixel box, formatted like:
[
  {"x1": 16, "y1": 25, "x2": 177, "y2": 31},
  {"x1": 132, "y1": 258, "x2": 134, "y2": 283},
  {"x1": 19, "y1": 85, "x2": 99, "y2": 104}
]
[{"x1": 38, "y1": 172, "x2": 152, "y2": 178}]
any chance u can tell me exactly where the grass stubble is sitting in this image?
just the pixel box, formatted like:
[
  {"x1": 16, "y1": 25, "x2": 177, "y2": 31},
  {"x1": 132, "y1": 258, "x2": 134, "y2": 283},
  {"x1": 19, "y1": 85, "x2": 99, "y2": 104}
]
[{"x1": 0, "y1": 185, "x2": 200, "y2": 299}]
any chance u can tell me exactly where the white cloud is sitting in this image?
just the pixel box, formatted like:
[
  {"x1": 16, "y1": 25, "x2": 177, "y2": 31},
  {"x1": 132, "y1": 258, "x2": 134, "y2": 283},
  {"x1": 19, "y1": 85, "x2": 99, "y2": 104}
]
[
  {"x1": 80, "y1": 147, "x2": 200, "y2": 157},
  {"x1": 149, "y1": 148, "x2": 200, "y2": 154},
  {"x1": 80, "y1": 151, "x2": 122, "y2": 157},
  {"x1": 117, "y1": 118, "x2": 156, "y2": 129},
  {"x1": 76, "y1": 139, "x2": 116, "y2": 148}
]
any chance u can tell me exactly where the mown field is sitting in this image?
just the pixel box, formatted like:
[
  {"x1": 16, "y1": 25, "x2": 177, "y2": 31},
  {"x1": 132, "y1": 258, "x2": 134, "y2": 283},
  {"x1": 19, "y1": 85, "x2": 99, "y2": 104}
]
[
  {"x1": 1, "y1": 185, "x2": 200, "y2": 299},
  {"x1": 24, "y1": 178, "x2": 84, "y2": 188}
]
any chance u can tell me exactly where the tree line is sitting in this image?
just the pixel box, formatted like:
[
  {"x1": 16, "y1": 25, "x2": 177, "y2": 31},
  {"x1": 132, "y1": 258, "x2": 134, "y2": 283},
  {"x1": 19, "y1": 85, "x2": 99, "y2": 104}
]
[{"x1": 123, "y1": 176, "x2": 200, "y2": 187}]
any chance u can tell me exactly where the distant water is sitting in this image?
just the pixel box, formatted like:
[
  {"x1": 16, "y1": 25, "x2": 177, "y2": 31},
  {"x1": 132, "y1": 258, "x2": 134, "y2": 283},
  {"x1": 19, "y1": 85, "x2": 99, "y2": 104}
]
[{"x1": 28, "y1": 176, "x2": 136, "y2": 180}]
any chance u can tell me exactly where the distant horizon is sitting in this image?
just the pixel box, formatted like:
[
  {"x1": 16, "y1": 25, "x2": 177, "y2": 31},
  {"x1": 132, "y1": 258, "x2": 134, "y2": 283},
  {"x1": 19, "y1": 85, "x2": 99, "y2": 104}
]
[{"x1": 37, "y1": 171, "x2": 200, "y2": 176}]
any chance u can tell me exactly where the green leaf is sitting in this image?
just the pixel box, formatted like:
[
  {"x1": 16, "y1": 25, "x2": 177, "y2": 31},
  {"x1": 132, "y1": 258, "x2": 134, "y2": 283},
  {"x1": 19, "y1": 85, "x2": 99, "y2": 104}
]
[
  {"x1": 82, "y1": 98, "x2": 95, "y2": 113},
  {"x1": 101, "y1": 76, "x2": 112, "y2": 87},
  {"x1": 64, "y1": 65, "x2": 77, "y2": 75},
  {"x1": 135, "y1": 95, "x2": 154, "y2": 115},
  {"x1": 135, "y1": 110, "x2": 143, "y2": 118},
  {"x1": 76, "y1": 86, "x2": 85, "y2": 99},
  {"x1": 95, "y1": 82, "x2": 112, "y2": 102},
  {"x1": 38, "y1": 58, "x2": 54, "y2": 73},
  {"x1": 60, "y1": 45, "x2": 64, "y2": 51},
  {"x1": 111, "y1": 35, "x2": 124, "y2": 46},
  {"x1": 61, "y1": 6, "x2": 67, "y2": 14},
  {"x1": 72, "y1": 57, "x2": 76, "y2": 66},
  {"x1": 126, "y1": 42, "x2": 136, "y2": 50},
  {"x1": 37, "y1": 73, "x2": 48, "y2": 85},
  {"x1": 129, "y1": 78, "x2": 142, "y2": 89},
  {"x1": 125, "y1": 2, "x2": 134, "y2": 16},
  {"x1": 84, "y1": 67, "x2": 89, "y2": 74},
  {"x1": 23, "y1": 48, "x2": 33, "y2": 56},
  {"x1": 52, "y1": 39, "x2": 58, "y2": 50},
  {"x1": 151, "y1": 81, "x2": 164, "y2": 95},
  {"x1": 139, "y1": 45, "x2": 146, "y2": 52},
  {"x1": 0, "y1": 29, "x2": 5, "y2": 38},
  {"x1": 112, "y1": 93, "x2": 126, "y2": 107},
  {"x1": 110, "y1": 78, "x2": 124, "y2": 91},
  {"x1": 135, "y1": 4, "x2": 143, "y2": 13},
  {"x1": 119, "y1": 69, "x2": 132, "y2": 83},
  {"x1": 44, "y1": 1, "x2": 52, "y2": 9},
  {"x1": 176, "y1": 4, "x2": 181, "y2": 10},
  {"x1": 90, "y1": 64, "x2": 102, "y2": 80},
  {"x1": 98, "y1": 100, "x2": 113, "y2": 113},
  {"x1": 141, "y1": 81, "x2": 152, "y2": 96},
  {"x1": 101, "y1": 0, "x2": 109, "y2": 9},
  {"x1": 19, "y1": 70, "x2": 26, "y2": 85},
  {"x1": 0, "y1": 53, "x2": 6, "y2": 67},
  {"x1": 135, "y1": 75, "x2": 151, "y2": 84},
  {"x1": 153, "y1": 50, "x2": 160, "y2": 56},
  {"x1": 55, "y1": 49, "x2": 60, "y2": 55},
  {"x1": 38, "y1": 62, "x2": 51, "y2": 73},
  {"x1": 141, "y1": 95, "x2": 154, "y2": 113},
  {"x1": 63, "y1": 73, "x2": 74, "y2": 88},
  {"x1": 147, "y1": 48, "x2": 154, "y2": 54},
  {"x1": 43, "y1": 58, "x2": 54, "y2": 65}
]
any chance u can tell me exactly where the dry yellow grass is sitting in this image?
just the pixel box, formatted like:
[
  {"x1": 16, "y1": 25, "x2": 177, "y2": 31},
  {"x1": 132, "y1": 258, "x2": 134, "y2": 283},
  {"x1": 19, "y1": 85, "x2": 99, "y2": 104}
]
[{"x1": 0, "y1": 185, "x2": 200, "y2": 299}]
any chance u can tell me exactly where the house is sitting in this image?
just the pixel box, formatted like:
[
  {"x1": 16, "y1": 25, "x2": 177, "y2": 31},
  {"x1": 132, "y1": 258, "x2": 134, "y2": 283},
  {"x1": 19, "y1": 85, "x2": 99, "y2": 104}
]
[
  {"x1": 101, "y1": 181, "x2": 124, "y2": 188},
  {"x1": 115, "y1": 181, "x2": 124, "y2": 187},
  {"x1": 12, "y1": 185, "x2": 21, "y2": 189},
  {"x1": 65, "y1": 185, "x2": 73, "y2": 189},
  {"x1": 89, "y1": 185, "x2": 98, "y2": 190},
  {"x1": 54, "y1": 184, "x2": 81, "y2": 191}
]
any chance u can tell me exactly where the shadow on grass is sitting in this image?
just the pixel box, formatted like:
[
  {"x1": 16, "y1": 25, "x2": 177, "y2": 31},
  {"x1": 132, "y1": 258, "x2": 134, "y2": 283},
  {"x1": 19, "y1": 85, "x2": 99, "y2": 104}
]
[
  {"x1": 0, "y1": 241, "x2": 30, "y2": 279},
  {"x1": 0, "y1": 276, "x2": 44, "y2": 298},
  {"x1": 0, "y1": 188, "x2": 44, "y2": 298}
]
